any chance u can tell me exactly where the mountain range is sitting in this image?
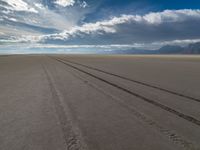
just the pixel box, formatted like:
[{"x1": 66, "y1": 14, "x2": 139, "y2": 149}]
[{"x1": 101, "y1": 42, "x2": 200, "y2": 54}]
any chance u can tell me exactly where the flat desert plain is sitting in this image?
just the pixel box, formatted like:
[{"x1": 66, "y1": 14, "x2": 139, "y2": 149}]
[{"x1": 0, "y1": 55, "x2": 200, "y2": 150}]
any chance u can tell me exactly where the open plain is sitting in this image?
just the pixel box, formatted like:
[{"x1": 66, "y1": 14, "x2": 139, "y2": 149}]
[{"x1": 0, "y1": 55, "x2": 200, "y2": 150}]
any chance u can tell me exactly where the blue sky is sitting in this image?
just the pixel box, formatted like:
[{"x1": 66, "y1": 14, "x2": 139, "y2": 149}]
[{"x1": 0, "y1": 0, "x2": 200, "y2": 53}]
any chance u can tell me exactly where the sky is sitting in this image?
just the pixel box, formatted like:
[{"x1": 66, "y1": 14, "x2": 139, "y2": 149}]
[{"x1": 0, "y1": 0, "x2": 200, "y2": 53}]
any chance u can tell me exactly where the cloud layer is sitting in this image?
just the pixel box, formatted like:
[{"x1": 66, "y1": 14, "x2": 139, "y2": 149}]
[
  {"x1": 0, "y1": 0, "x2": 200, "y2": 52},
  {"x1": 43, "y1": 9, "x2": 200, "y2": 45},
  {"x1": 54, "y1": 0, "x2": 75, "y2": 7},
  {"x1": 0, "y1": 0, "x2": 90, "y2": 43},
  {"x1": 1, "y1": 0, "x2": 38, "y2": 13}
]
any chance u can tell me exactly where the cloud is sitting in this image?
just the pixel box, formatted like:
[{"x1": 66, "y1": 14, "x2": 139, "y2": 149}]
[
  {"x1": 79, "y1": 1, "x2": 88, "y2": 8},
  {"x1": 152, "y1": 39, "x2": 200, "y2": 47},
  {"x1": 54, "y1": 0, "x2": 88, "y2": 8},
  {"x1": 34, "y1": 3, "x2": 45, "y2": 10},
  {"x1": 2, "y1": 38, "x2": 200, "y2": 54},
  {"x1": 1, "y1": 4, "x2": 200, "y2": 49},
  {"x1": 1, "y1": 0, "x2": 38, "y2": 13},
  {"x1": 43, "y1": 9, "x2": 200, "y2": 44},
  {"x1": 54, "y1": 0, "x2": 76, "y2": 7},
  {"x1": 142, "y1": 9, "x2": 200, "y2": 24},
  {"x1": 0, "y1": 0, "x2": 91, "y2": 43}
]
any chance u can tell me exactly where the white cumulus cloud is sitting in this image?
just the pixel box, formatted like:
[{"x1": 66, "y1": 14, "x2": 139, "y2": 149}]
[
  {"x1": 54, "y1": 0, "x2": 75, "y2": 7},
  {"x1": 1, "y1": 0, "x2": 38, "y2": 13},
  {"x1": 34, "y1": 3, "x2": 45, "y2": 10},
  {"x1": 143, "y1": 9, "x2": 200, "y2": 24},
  {"x1": 45, "y1": 9, "x2": 200, "y2": 41},
  {"x1": 79, "y1": 1, "x2": 88, "y2": 8}
]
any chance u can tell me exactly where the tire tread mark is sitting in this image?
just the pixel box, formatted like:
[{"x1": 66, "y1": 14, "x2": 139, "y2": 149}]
[
  {"x1": 52, "y1": 57, "x2": 200, "y2": 127},
  {"x1": 68, "y1": 68, "x2": 197, "y2": 150},
  {"x1": 60, "y1": 57, "x2": 200, "y2": 103},
  {"x1": 42, "y1": 63, "x2": 88, "y2": 150}
]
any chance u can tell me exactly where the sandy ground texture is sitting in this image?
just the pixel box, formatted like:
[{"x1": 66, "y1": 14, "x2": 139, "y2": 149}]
[{"x1": 0, "y1": 54, "x2": 200, "y2": 150}]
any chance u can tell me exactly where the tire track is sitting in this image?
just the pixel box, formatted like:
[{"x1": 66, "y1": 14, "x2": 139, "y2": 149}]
[
  {"x1": 58, "y1": 57, "x2": 200, "y2": 103},
  {"x1": 64, "y1": 65, "x2": 197, "y2": 150},
  {"x1": 0, "y1": 55, "x2": 10, "y2": 57},
  {"x1": 51, "y1": 57, "x2": 200, "y2": 127},
  {"x1": 42, "y1": 62, "x2": 88, "y2": 150}
]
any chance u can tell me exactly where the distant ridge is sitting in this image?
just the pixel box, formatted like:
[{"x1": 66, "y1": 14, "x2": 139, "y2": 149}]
[
  {"x1": 102, "y1": 42, "x2": 200, "y2": 54},
  {"x1": 184, "y1": 42, "x2": 200, "y2": 54},
  {"x1": 157, "y1": 45, "x2": 184, "y2": 54},
  {"x1": 101, "y1": 48, "x2": 155, "y2": 54}
]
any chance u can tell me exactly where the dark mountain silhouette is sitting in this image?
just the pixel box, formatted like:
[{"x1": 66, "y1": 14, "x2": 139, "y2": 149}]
[
  {"x1": 157, "y1": 45, "x2": 184, "y2": 54},
  {"x1": 102, "y1": 42, "x2": 200, "y2": 54},
  {"x1": 100, "y1": 48, "x2": 155, "y2": 54},
  {"x1": 184, "y1": 42, "x2": 200, "y2": 54}
]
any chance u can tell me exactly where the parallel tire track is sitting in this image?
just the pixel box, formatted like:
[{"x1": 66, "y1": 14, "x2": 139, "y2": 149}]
[
  {"x1": 42, "y1": 63, "x2": 88, "y2": 150},
  {"x1": 67, "y1": 67, "x2": 197, "y2": 150},
  {"x1": 52, "y1": 57, "x2": 200, "y2": 127},
  {"x1": 59, "y1": 57, "x2": 200, "y2": 103},
  {"x1": 0, "y1": 55, "x2": 12, "y2": 58}
]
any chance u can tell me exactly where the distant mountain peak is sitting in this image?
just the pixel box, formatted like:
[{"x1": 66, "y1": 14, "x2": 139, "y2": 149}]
[
  {"x1": 102, "y1": 42, "x2": 200, "y2": 54},
  {"x1": 158, "y1": 45, "x2": 184, "y2": 54},
  {"x1": 184, "y1": 42, "x2": 200, "y2": 54}
]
